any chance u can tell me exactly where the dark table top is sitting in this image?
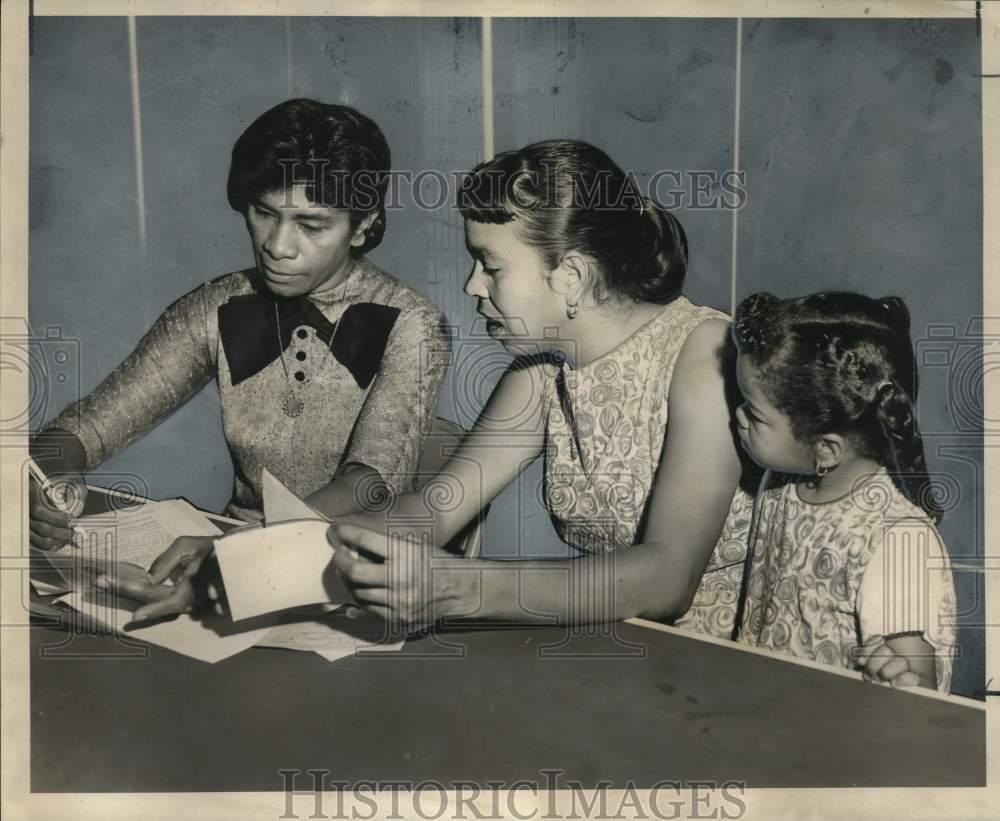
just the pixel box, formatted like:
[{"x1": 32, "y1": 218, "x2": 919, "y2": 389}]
[
  {"x1": 29, "y1": 485, "x2": 985, "y2": 792},
  {"x1": 30, "y1": 615, "x2": 985, "y2": 792}
]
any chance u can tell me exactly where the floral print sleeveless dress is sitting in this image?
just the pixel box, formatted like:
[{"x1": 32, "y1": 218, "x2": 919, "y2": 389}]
[
  {"x1": 541, "y1": 296, "x2": 752, "y2": 639},
  {"x1": 737, "y1": 469, "x2": 956, "y2": 691}
]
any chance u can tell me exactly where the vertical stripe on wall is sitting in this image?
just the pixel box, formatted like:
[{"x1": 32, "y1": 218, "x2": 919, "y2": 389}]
[
  {"x1": 482, "y1": 17, "x2": 493, "y2": 161},
  {"x1": 127, "y1": 15, "x2": 146, "y2": 249},
  {"x1": 285, "y1": 17, "x2": 293, "y2": 96},
  {"x1": 731, "y1": 17, "x2": 743, "y2": 316}
]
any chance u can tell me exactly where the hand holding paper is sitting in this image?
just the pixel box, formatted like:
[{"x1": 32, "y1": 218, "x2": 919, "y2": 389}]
[{"x1": 96, "y1": 535, "x2": 222, "y2": 623}]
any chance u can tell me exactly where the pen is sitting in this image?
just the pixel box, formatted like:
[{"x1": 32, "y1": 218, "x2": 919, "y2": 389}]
[{"x1": 27, "y1": 456, "x2": 81, "y2": 516}]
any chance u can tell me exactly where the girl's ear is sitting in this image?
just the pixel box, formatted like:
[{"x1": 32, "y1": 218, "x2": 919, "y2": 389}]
[{"x1": 813, "y1": 434, "x2": 846, "y2": 471}]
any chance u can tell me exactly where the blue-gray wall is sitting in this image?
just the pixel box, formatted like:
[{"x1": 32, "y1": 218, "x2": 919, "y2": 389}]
[
  {"x1": 29, "y1": 16, "x2": 984, "y2": 697},
  {"x1": 734, "y1": 18, "x2": 983, "y2": 700}
]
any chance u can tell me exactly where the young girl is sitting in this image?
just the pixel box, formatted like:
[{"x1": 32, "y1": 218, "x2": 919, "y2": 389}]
[{"x1": 730, "y1": 291, "x2": 956, "y2": 692}]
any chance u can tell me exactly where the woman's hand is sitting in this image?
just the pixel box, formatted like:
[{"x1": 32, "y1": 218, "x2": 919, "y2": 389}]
[
  {"x1": 29, "y1": 472, "x2": 87, "y2": 551},
  {"x1": 328, "y1": 523, "x2": 469, "y2": 631},
  {"x1": 855, "y1": 634, "x2": 936, "y2": 689},
  {"x1": 94, "y1": 535, "x2": 223, "y2": 623}
]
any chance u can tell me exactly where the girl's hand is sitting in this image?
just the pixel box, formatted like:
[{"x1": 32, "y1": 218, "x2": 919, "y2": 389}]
[
  {"x1": 29, "y1": 473, "x2": 87, "y2": 551},
  {"x1": 328, "y1": 523, "x2": 467, "y2": 631},
  {"x1": 94, "y1": 535, "x2": 223, "y2": 623},
  {"x1": 855, "y1": 635, "x2": 935, "y2": 689}
]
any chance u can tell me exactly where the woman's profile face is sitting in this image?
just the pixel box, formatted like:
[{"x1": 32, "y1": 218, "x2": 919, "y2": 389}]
[
  {"x1": 245, "y1": 183, "x2": 370, "y2": 298},
  {"x1": 463, "y1": 219, "x2": 565, "y2": 354}
]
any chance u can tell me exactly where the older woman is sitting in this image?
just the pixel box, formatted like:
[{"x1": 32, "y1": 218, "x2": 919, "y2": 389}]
[
  {"x1": 29, "y1": 98, "x2": 450, "y2": 618},
  {"x1": 331, "y1": 139, "x2": 749, "y2": 635}
]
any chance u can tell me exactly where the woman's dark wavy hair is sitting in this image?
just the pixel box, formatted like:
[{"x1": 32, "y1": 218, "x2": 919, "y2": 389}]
[
  {"x1": 733, "y1": 291, "x2": 942, "y2": 523},
  {"x1": 456, "y1": 139, "x2": 688, "y2": 304},
  {"x1": 226, "y1": 98, "x2": 390, "y2": 255}
]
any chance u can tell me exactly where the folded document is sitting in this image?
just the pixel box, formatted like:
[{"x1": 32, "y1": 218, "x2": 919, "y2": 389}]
[{"x1": 214, "y1": 518, "x2": 352, "y2": 621}]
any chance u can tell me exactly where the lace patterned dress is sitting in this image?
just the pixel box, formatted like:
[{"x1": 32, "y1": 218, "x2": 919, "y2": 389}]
[{"x1": 541, "y1": 295, "x2": 751, "y2": 639}]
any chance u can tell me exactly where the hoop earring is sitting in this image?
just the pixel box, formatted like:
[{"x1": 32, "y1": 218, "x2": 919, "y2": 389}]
[
  {"x1": 566, "y1": 300, "x2": 579, "y2": 320},
  {"x1": 815, "y1": 462, "x2": 829, "y2": 477}
]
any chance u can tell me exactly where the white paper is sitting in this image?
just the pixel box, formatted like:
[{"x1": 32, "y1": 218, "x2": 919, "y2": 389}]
[
  {"x1": 256, "y1": 612, "x2": 405, "y2": 661},
  {"x1": 262, "y1": 468, "x2": 326, "y2": 524},
  {"x1": 55, "y1": 589, "x2": 277, "y2": 664},
  {"x1": 65, "y1": 498, "x2": 223, "y2": 572},
  {"x1": 30, "y1": 578, "x2": 67, "y2": 596},
  {"x1": 31, "y1": 496, "x2": 226, "y2": 595},
  {"x1": 214, "y1": 519, "x2": 351, "y2": 621}
]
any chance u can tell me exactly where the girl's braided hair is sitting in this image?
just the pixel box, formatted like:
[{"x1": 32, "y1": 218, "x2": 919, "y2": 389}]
[{"x1": 733, "y1": 291, "x2": 942, "y2": 522}]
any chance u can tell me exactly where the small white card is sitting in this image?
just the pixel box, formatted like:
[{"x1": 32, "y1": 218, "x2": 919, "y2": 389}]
[{"x1": 214, "y1": 519, "x2": 351, "y2": 621}]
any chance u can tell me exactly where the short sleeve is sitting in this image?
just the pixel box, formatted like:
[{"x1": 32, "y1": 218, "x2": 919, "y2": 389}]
[
  {"x1": 341, "y1": 306, "x2": 451, "y2": 496},
  {"x1": 43, "y1": 283, "x2": 217, "y2": 469},
  {"x1": 858, "y1": 518, "x2": 957, "y2": 692}
]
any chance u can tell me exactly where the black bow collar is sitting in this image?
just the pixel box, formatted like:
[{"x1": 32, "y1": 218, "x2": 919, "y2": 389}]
[{"x1": 218, "y1": 291, "x2": 400, "y2": 390}]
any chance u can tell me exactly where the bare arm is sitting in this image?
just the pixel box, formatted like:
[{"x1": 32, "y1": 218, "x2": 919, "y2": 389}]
[
  {"x1": 305, "y1": 464, "x2": 389, "y2": 519},
  {"x1": 456, "y1": 318, "x2": 741, "y2": 623},
  {"x1": 336, "y1": 355, "x2": 548, "y2": 540},
  {"x1": 333, "y1": 319, "x2": 744, "y2": 627}
]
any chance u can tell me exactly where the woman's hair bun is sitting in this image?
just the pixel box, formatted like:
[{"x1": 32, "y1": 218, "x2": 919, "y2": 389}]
[{"x1": 631, "y1": 200, "x2": 688, "y2": 303}]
